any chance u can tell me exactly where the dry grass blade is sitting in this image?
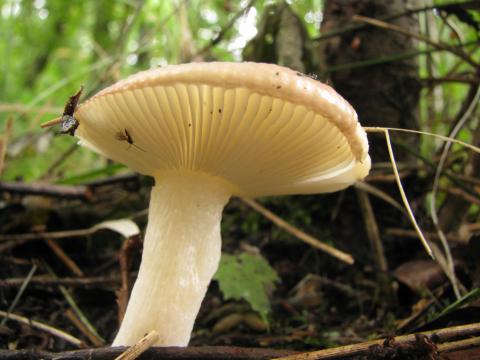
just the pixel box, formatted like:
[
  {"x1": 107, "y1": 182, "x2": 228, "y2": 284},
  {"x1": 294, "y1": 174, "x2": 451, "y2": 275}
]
[
  {"x1": 0, "y1": 309, "x2": 84, "y2": 347},
  {"x1": 363, "y1": 126, "x2": 480, "y2": 154},
  {"x1": 365, "y1": 122, "x2": 480, "y2": 298},
  {"x1": 1, "y1": 264, "x2": 37, "y2": 326},
  {"x1": 240, "y1": 198, "x2": 354, "y2": 265},
  {"x1": 382, "y1": 129, "x2": 434, "y2": 258},
  {"x1": 64, "y1": 308, "x2": 104, "y2": 347},
  {"x1": 44, "y1": 263, "x2": 105, "y2": 345},
  {"x1": 114, "y1": 330, "x2": 159, "y2": 360}
]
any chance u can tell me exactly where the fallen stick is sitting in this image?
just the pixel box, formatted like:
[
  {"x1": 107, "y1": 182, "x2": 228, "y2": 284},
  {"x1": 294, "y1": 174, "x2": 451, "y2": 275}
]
[
  {"x1": 273, "y1": 322, "x2": 480, "y2": 360},
  {"x1": 0, "y1": 346, "x2": 296, "y2": 360}
]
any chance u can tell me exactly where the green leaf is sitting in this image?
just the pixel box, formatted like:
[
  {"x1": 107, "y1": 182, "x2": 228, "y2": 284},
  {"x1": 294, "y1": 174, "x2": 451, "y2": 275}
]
[{"x1": 214, "y1": 252, "x2": 279, "y2": 323}]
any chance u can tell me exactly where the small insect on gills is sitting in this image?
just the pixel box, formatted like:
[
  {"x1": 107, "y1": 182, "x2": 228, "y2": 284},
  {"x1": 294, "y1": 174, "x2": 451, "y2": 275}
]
[{"x1": 115, "y1": 129, "x2": 146, "y2": 152}]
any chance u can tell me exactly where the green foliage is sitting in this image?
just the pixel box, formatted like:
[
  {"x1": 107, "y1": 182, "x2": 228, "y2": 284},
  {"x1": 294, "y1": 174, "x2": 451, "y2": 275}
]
[{"x1": 214, "y1": 252, "x2": 279, "y2": 322}]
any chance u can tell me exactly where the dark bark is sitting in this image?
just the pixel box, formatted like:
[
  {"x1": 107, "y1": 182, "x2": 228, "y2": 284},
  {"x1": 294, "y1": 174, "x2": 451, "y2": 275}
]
[{"x1": 320, "y1": 0, "x2": 421, "y2": 162}]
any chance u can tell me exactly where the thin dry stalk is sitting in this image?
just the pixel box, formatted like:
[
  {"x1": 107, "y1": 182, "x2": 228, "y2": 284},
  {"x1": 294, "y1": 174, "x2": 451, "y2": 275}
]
[
  {"x1": 386, "y1": 228, "x2": 462, "y2": 243},
  {"x1": 354, "y1": 181, "x2": 405, "y2": 213},
  {"x1": 114, "y1": 330, "x2": 159, "y2": 360},
  {"x1": 44, "y1": 238, "x2": 85, "y2": 277},
  {"x1": 1, "y1": 265, "x2": 37, "y2": 326},
  {"x1": 116, "y1": 235, "x2": 142, "y2": 325},
  {"x1": 240, "y1": 198, "x2": 354, "y2": 265},
  {"x1": 44, "y1": 263, "x2": 105, "y2": 346},
  {"x1": 365, "y1": 128, "x2": 434, "y2": 258},
  {"x1": 64, "y1": 308, "x2": 104, "y2": 347},
  {"x1": 0, "y1": 309, "x2": 84, "y2": 347}
]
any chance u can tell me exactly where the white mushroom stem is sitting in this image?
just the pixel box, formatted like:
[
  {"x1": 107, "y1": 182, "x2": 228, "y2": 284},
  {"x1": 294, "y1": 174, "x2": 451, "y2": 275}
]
[{"x1": 112, "y1": 171, "x2": 232, "y2": 346}]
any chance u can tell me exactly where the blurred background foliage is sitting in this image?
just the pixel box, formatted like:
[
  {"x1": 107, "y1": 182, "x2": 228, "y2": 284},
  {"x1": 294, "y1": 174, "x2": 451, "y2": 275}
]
[
  {"x1": 0, "y1": 0, "x2": 323, "y2": 182},
  {"x1": 0, "y1": 0, "x2": 478, "y2": 182},
  {"x1": 0, "y1": 0, "x2": 477, "y2": 181}
]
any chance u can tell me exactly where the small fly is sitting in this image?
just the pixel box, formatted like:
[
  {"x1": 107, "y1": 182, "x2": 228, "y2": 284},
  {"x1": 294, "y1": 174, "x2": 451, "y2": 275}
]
[
  {"x1": 41, "y1": 86, "x2": 83, "y2": 136},
  {"x1": 115, "y1": 129, "x2": 146, "y2": 152}
]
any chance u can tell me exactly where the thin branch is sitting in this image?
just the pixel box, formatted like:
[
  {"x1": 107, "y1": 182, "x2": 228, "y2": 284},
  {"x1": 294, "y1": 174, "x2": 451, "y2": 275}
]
[
  {"x1": 352, "y1": 15, "x2": 478, "y2": 68},
  {"x1": 44, "y1": 239, "x2": 84, "y2": 277},
  {"x1": 273, "y1": 322, "x2": 480, "y2": 360},
  {"x1": 315, "y1": 0, "x2": 480, "y2": 42},
  {"x1": 0, "y1": 181, "x2": 90, "y2": 199},
  {"x1": 438, "y1": 336, "x2": 480, "y2": 353},
  {"x1": 355, "y1": 189, "x2": 392, "y2": 300},
  {"x1": 65, "y1": 308, "x2": 104, "y2": 347},
  {"x1": 116, "y1": 235, "x2": 142, "y2": 325},
  {"x1": 386, "y1": 228, "x2": 462, "y2": 243},
  {"x1": 0, "y1": 265, "x2": 37, "y2": 326},
  {"x1": 0, "y1": 309, "x2": 84, "y2": 347},
  {"x1": 240, "y1": 198, "x2": 354, "y2": 265},
  {"x1": 0, "y1": 346, "x2": 297, "y2": 360},
  {"x1": 0, "y1": 275, "x2": 122, "y2": 288}
]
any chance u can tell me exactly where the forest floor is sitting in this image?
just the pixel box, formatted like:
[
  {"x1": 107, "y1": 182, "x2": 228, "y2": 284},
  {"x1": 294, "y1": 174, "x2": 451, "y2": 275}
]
[{"x1": 0, "y1": 172, "x2": 479, "y2": 359}]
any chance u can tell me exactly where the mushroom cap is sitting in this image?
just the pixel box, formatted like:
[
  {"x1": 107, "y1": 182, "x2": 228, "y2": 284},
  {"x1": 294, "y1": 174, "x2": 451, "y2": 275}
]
[{"x1": 75, "y1": 62, "x2": 370, "y2": 197}]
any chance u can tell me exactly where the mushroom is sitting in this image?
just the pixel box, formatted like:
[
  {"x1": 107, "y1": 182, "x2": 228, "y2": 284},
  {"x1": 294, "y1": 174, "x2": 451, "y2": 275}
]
[{"x1": 73, "y1": 62, "x2": 371, "y2": 346}]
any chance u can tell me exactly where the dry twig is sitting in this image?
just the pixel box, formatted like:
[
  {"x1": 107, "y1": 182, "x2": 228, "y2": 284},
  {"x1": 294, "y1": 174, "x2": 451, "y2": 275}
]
[
  {"x1": 273, "y1": 322, "x2": 480, "y2": 360},
  {"x1": 0, "y1": 309, "x2": 84, "y2": 347},
  {"x1": 0, "y1": 346, "x2": 296, "y2": 360},
  {"x1": 65, "y1": 308, "x2": 104, "y2": 347},
  {"x1": 240, "y1": 198, "x2": 354, "y2": 265},
  {"x1": 44, "y1": 238, "x2": 84, "y2": 277},
  {"x1": 116, "y1": 235, "x2": 142, "y2": 325},
  {"x1": 355, "y1": 189, "x2": 392, "y2": 301},
  {"x1": 114, "y1": 330, "x2": 158, "y2": 360}
]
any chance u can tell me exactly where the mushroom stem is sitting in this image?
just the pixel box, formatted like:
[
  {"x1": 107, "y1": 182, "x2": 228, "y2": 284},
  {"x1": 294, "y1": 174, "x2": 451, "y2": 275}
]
[{"x1": 112, "y1": 171, "x2": 232, "y2": 346}]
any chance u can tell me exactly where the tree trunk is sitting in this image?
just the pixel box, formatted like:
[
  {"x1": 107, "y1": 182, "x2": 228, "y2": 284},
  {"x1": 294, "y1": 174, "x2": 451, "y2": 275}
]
[{"x1": 320, "y1": 0, "x2": 421, "y2": 162}]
